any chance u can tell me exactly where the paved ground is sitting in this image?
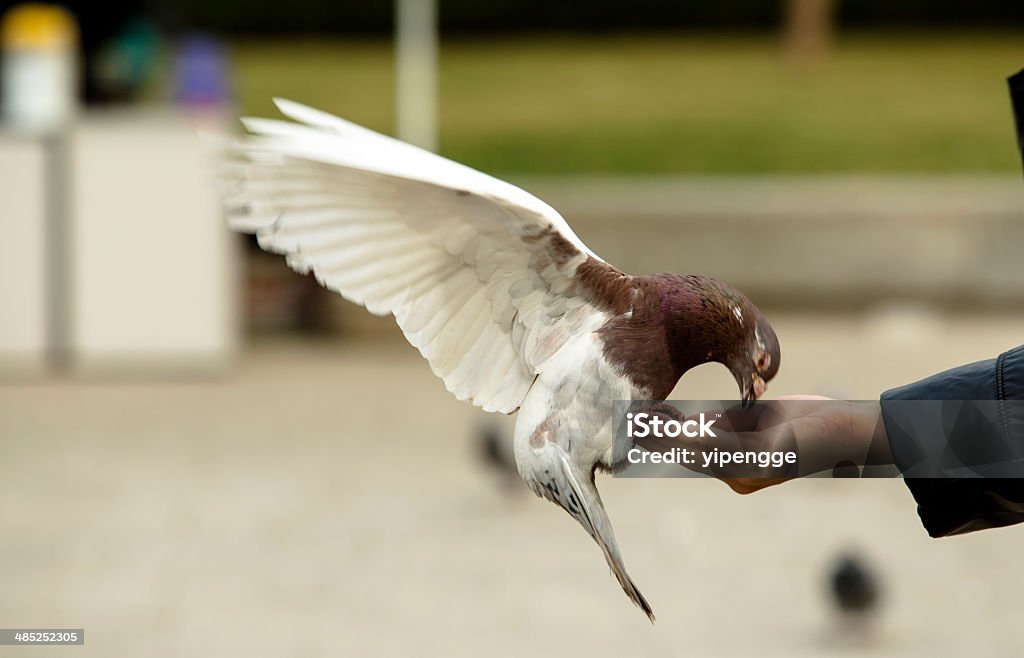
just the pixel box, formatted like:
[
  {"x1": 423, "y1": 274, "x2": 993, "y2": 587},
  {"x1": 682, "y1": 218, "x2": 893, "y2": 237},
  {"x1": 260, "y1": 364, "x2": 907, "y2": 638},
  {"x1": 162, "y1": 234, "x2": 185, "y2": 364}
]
[{"x1": 2, "y1": 310, "x2": 1024, "y2": 657}]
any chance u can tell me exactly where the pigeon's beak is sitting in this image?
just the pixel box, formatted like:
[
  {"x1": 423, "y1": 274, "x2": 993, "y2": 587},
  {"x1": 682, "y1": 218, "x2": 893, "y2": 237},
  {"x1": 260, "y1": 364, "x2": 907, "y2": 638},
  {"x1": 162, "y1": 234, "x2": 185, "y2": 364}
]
[{"x1": 741, "y1": 373, "x2": 767, "y2": 408}]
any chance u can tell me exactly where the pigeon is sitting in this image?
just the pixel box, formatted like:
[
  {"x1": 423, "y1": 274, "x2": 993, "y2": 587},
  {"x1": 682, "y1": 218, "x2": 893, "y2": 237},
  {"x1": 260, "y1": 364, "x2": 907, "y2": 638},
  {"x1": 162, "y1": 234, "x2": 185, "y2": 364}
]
[
  {"x1": 219, "y1": 99, "x2": 781, "y2": 621},
  {"x1": 829, "y1": 552, "x2": 880, "y2": 619},
  {"x1": 476, "y1": 423, "x2": 522, "y2": 492}
]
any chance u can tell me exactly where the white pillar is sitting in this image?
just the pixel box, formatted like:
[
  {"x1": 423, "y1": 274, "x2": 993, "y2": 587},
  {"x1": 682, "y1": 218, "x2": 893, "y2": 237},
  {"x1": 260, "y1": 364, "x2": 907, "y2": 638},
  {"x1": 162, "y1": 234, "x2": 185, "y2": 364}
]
[
  {"x1": 395, "y1": 0, "x2": 438, "y2": 151},
  {"x1": 0, "y1": 135, "x2": 48, "y2": 374}
]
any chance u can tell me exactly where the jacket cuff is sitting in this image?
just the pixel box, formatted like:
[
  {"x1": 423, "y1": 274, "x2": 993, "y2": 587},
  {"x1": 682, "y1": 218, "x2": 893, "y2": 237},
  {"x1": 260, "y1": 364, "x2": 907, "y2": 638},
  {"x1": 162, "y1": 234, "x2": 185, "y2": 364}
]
[
  {"x1": 880, "y1": 345, "x2": 1024, "y2": 537},
  {"x1": 880, "y1": 356, "x2": 999, "y2": 477}
]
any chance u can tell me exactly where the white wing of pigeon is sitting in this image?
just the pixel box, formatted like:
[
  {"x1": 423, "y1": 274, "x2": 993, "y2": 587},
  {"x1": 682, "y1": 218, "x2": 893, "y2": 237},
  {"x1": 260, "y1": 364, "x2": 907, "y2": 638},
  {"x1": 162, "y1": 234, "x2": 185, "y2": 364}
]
[{"x1": 221, "y1": 99, "x2": 624, "y2": 414}]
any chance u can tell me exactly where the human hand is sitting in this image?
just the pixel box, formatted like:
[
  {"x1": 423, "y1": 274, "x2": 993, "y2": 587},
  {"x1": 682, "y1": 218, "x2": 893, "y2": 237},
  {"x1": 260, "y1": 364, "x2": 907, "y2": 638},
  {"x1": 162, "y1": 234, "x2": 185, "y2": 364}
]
[{"x1": 633, "y1": 396, "x2": 891, "y2": 494}]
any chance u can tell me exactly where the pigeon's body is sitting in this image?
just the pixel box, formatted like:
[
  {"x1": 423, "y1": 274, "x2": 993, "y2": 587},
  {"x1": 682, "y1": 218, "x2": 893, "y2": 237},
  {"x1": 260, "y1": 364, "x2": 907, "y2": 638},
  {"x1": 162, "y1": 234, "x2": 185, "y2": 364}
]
[
  {"x1": 220, "y1": 100, "x2": 780, "y2": 621},
  {"x1": 515, "y1": 326, "x2": 651, "y2": 611}
]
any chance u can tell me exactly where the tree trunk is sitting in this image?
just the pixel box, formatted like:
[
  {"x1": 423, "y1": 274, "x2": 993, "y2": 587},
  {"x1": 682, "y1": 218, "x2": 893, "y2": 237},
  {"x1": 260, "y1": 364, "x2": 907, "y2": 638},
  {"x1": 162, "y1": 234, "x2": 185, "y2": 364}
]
[{"x1": 783, "y1": 0, "x2": 836, "y2": 67}]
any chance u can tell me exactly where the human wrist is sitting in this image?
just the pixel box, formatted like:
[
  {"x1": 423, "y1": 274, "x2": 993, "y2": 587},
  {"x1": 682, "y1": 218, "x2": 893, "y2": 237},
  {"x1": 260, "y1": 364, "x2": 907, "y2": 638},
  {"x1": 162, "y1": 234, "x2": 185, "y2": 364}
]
[
  {"x1": 850, "y1": 401, "x2": 891, "y2": 466},
  {"x1": 817, "y1": 401, "x2": 891, "y2": 472}
]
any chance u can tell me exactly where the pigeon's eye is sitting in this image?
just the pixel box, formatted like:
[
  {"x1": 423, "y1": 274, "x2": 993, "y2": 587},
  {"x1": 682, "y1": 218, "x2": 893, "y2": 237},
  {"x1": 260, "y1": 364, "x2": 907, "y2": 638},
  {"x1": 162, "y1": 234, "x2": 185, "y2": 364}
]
[{"x1": 755, "y1": 351, "x2": 770, "y2": 372}]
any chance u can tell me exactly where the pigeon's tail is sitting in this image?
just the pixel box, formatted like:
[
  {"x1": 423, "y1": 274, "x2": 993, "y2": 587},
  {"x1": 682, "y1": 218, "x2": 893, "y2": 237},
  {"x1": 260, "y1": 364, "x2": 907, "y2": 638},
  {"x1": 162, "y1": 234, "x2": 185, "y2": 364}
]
[{"x1": 552, "y1": 451, "x2": 655, "y2": 622}]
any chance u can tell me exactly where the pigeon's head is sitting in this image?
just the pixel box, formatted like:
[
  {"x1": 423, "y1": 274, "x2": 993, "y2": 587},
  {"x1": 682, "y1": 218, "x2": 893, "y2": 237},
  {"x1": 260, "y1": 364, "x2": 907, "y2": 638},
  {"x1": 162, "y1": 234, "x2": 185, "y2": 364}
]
[
  {"x1": 665, "y1": 275, "x2": 780, "y2": 406},
  {"x1": 729, "y1": 308, "x2": 780, "y2": 407}
]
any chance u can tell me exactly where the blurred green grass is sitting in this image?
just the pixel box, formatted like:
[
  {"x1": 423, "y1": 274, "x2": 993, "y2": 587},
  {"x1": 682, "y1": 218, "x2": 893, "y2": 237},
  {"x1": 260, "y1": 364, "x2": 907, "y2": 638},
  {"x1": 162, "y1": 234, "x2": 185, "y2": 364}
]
[{"x1": 230, "y1": 33, "x2": 1024, "y2": 174}]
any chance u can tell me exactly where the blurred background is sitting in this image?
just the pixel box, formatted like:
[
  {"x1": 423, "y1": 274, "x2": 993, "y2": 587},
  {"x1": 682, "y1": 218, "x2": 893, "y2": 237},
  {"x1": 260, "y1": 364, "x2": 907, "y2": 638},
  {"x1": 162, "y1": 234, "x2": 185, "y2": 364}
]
[{"x1": 1, "y1": 1, "x2": 1024, "y2": 656}]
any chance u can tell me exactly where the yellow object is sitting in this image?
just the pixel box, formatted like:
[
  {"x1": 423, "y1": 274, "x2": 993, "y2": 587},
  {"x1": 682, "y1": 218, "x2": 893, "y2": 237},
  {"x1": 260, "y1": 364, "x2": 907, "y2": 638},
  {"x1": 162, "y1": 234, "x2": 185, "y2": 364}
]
[{"x1": 1, "y1": 3, "x2": 77, "y2": 50}]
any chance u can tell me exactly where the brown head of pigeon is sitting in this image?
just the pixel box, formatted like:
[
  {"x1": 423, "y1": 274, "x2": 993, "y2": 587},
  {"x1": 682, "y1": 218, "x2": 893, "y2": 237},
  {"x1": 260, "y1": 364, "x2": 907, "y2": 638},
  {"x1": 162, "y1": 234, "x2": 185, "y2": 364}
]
[{"x1": 220, "y1": 99, "x2": 781, "y2": 622}]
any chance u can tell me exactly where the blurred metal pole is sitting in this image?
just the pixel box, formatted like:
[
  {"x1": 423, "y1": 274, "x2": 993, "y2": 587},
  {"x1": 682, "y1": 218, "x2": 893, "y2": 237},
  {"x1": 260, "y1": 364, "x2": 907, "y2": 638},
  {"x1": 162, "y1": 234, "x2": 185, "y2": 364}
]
[
  {"x1": 395, "y1": 0, "x2": 438, "y2": 151},
  {"x1": 2, "y1": 5, "x2": 79, "y2": 371},
  {"x1": 44, "y1": 132, "x2": 72, "y2": 371}
]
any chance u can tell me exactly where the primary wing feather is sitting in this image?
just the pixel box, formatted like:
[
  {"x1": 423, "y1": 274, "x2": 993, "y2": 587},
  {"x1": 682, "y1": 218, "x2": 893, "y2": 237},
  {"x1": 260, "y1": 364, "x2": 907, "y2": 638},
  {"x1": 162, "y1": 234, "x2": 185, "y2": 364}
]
[{"x1": 221, "y1": 99, "x2": 626, "y2": 413}]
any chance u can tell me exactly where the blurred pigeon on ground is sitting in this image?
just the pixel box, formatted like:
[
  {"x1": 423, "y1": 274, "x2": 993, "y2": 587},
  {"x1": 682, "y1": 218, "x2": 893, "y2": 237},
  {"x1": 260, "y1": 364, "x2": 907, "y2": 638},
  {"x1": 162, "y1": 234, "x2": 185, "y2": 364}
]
[
  {"x1": 829, "y1": 551, "x2": 881, "y2": 634},
  {"x1": 219, "y1": 99, "x2": 780, "y2": 621},
  {"x1": 475, "y1": 423, "x2": 522, "y2": 493}
]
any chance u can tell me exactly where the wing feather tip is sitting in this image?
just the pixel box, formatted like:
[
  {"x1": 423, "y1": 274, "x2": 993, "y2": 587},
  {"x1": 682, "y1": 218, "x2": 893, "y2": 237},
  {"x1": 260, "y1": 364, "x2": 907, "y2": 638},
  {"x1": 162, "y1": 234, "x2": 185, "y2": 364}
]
[{"x1": 272, "y1": 97, "x2": 303, "y2": 118}]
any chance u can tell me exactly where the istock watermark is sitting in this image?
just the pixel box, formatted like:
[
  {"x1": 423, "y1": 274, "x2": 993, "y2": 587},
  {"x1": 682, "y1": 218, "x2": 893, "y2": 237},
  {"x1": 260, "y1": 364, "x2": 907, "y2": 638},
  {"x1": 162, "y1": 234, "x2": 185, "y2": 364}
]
[
  {"x1": 620, "y1": 406, "x2": 797, "y2": 472},
  {"x1": 612, "y1": 399, "x2": 1024, "y2": 480},
  {"x1": 625, "y1": 411, "x2": 719, "y2": 439}
]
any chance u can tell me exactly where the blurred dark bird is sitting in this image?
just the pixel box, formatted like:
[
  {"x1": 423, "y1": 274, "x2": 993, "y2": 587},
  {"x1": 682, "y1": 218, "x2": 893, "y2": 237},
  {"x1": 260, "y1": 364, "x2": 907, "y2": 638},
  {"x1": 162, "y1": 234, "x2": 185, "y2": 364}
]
[
  {"x1": 829, "y1": 551, "x2": 881, "y2": 627},
  {"x1": 475, "y1": 424, "x2": 521, "y2": 492},
  {"x1": 219, "y1": 99, "x2": 780, "y2": 621}
]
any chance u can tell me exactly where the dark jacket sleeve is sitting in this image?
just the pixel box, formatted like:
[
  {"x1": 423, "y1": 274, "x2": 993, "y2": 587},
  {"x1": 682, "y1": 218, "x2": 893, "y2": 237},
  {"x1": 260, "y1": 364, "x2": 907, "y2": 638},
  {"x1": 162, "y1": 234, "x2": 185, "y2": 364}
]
[
  {"x1": 879, "y1": 344, "x2": 1024, "y2": 537},
  {"x1": 1009, "y1": 68, "x2": 1024, "y2": 171}
]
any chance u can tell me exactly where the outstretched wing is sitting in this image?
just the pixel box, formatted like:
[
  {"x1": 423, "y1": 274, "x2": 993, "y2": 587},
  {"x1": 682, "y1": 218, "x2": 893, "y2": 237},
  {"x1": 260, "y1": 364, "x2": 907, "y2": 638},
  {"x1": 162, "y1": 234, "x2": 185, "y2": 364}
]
[{"x1": 221, "y1": 99, "x2": 629, "y2": 413}]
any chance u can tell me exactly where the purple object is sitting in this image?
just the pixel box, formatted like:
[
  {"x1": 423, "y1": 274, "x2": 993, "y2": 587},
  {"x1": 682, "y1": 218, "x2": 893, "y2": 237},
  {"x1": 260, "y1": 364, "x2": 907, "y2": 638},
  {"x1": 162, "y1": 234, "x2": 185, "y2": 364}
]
[{"x1": 172, "y1": 34, "x2": 230, "y2": 107}]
